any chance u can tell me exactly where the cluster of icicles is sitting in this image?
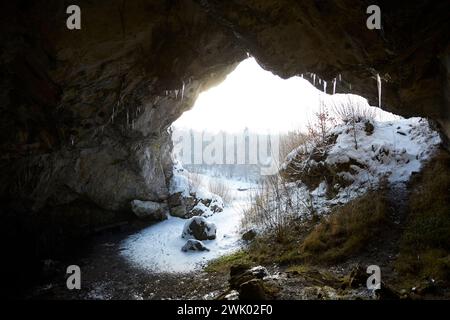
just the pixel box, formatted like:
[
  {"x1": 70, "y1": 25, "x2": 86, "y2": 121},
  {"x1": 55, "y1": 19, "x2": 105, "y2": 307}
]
[
  {"x1": 301, "y1": 72, "x2": 382, "y2": 108},
  {"x1": 108, "y1": 80, "x2": 190, "y2": 132},
  {"x1": 164, "y1": 80, "x2": 186, "y2": 101},
  {"x1": 110, "y1": 103, "x2": 142, "y2": 130}
]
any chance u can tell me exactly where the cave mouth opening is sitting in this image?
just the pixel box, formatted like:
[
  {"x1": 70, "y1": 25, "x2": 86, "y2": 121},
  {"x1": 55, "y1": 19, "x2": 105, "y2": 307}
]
[
  {"x1": 170, "y1": 57, "x2": 398, "y2": 182},
  {"x1": 120, "y1": 58, "x2": 404, "y2": 274}
]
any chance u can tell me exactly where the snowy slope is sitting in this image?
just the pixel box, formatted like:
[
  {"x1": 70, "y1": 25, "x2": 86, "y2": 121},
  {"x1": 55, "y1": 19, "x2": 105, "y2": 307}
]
[
  {"x1": 326, "y1": 117, "x2": 441, "y2": 184},
  {"x1": 282, "y1": 117, "x2": 441, "y2": 212}
]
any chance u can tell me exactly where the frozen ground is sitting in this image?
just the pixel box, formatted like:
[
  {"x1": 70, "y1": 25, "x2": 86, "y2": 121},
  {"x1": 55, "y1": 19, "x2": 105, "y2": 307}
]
[
  {"x1": 282, "y1": 117, "x2": 441, "y2": 214},
  {"x1": 120, "y1": 176, "x2": 257, "y2": 273}
]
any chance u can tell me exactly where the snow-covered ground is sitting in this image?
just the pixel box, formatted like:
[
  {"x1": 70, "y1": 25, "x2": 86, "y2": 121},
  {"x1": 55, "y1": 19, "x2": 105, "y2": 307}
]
[
  {"x1": 282, "y1": 117, "x2": 442, "y2": 214},
  {"x1": 120, "y1": 117, "x2": 441, "y2": 273},
  {"x1": 120, "y1": 176, "x2": 256, "y2": 273}
]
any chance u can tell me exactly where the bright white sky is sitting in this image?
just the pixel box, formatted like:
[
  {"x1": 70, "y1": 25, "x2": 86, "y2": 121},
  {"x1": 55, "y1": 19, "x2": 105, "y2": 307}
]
[{"x1": 172, "y1": 58, "x2": 396, "y2": 133}]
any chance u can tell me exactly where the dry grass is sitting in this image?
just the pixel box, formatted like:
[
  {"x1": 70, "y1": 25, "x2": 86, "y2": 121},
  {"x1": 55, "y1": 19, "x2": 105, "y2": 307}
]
[
  {"x1": 206, "y1": 220, "x2": 314, "y2": 273},
  {"x1": 395, "y1": 150, "x2": 450, "y2": 283},
  {"x1": 299, "y1": 191, "x2": 389, "y2": 263},
  {"x1": 241, "y1": 175, "x2": 306, "y2": 242},
  {"x1": 279, "y1": 130, "x2": 307, "y2": 161},
  {"x1": 205, "y1": 251, "x2": 253, "y2": 273},
  {"x1": 208, "y1": 178, "x2": 232, "y2": 204},
  {"x1": 330, "y1": 95, "x2": 377, "y2": 124},
  {"x1": 206, "y1": 190, "x2": 391, "y2": 273},
  {"x1": 188, "y1": 172, "x2": 203, "y2": 190}
]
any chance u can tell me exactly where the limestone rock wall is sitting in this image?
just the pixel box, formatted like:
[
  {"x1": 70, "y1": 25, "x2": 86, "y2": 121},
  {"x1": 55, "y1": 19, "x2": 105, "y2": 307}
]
[{"x1": 0, "y1": 0, "x2": 448, "y2": 225}]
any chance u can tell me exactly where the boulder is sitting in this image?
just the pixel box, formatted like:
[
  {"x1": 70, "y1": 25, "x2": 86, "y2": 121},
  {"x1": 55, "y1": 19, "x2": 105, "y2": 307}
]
[
  {"x1": 170, "y1": 205, "x2": 188, "y2": 218},
  {"x1": 168, "y1": 191, "x2": 223, "y2": 218},
  {"x1": 229, "y1": 264, "x2": 269, "y2": 289},
  {"x1": 168, "y1": 193, "x2": 197, "y2": 218},
  {"x1": 189, "y1": 202, "x2": 212, "y2": 218},
  {"x1": 242, "y1": 229, "x2": 257, "y2": 241},
  {"x1": 346, "y1": 264, "x2": 367, "y2": 288},
  {"x1": 130, "y1": 200, "x2": 168, "y2": 220},
  {"x1": 182, "y1": 216, "x2": 217, "y2": 240},
  {"x1": 239, "y1": 279, "x2": 267, "y2": 300},
  {"x1": 364, "y1": 120, "x2": 375, "y2": 135},
  {"x1": 228, "y1": 265, "x2": 276, "y2": 300},
  {"x1": 181, "y1": 239, "x2": 210, "y2": 252},
  {"x1": 200, "y1": 195, "x2": 224, "y2": 213},
  {"x1": 375, "y1": 282, "x2": 401, "y2": 300}
]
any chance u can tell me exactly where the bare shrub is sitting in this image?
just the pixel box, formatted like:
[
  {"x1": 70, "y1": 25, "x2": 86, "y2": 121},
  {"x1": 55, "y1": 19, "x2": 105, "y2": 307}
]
[
  {"x1": 208, "y1": 179, "x2": 232, "y2": 204},
  {"x1": 241, "y1": 175, "x2": 309, "y2": 241},
  {"x1": 279, "y1": 130, "x2": 307, "y2": 161},
  {"x1": 188, "y1": 172, "x2": 204, "y2": 190},
  {"x1": 306, "y1": 98, "x2": 336, "y2": 147},
  {"x1": 327, "y1": 95, "x2": 377, "y2": 150},
  {"x1": 330, "y1": 95, "x2": 377, "y2": 124}
]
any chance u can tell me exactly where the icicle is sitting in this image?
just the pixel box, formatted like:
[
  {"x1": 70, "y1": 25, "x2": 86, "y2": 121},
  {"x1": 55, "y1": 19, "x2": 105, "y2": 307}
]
[
  {"x1": 312, "y1": 74, "x2": 316, "y2": 86},
  {"x1": 377, "y1": 73, "x2": 382, "y2": 108},
  {"x1": 349, "y1": 83, "x2": 352, "y2": 90},
  {"x1": 246, "y1": 52, "x2": 250, "y2": 57},
  {"x1": 333, "y1": 78, "x2": 336, "y2": 95},
  {"x1": 181, "y1": 81, "x2": 185, "y2": 100},
  {"x1": 319, "y1": 78, "x2": 322, "y2": 85},
  {"x1": 165, "y1": 90, "x2": 168, "y2": 96},
  {"x1": 111, "y1": 106, "x2": 115, "y2": 124},
  {"x1": 300, "y1": 74, "x2": 303, "y2": 78},
  {"x1": 323, "y1": 81, "x2": 327, "y2": 93},
  {"x1": 338, "y1": 74, "x2": 342, "y2": 82},
  {"x1": 175, "y1": 89, "x2": 179, "y2": 99},
  {"x1": 70, "y1": 136, "x2": 74, "y2": 146}
]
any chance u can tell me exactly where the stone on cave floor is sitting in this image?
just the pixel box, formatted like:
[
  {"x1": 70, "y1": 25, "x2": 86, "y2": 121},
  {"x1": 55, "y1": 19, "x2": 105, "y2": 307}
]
[
  {"x1": 229, "y1": 264, "x2": 270, "y2": 290},
  {"x1": 375, "y1": 282, "x2": 401, "y2": 300},
  {"x1": 242, "y1": 229, "x2": 257, "y2": 241},
  {"x1": 170, "y1": 204, "x2": 188, "y2": 218},
  {"x1": 346, "y1": 264, "x2": 367, "y2": 288},
  {"x1": 168, "y1": 191, "x2": 223, "y2": 219},
  {"x1": 181, "y1": 239, "x2": 210, "y2": 252},
  {"x1": 299, "y1": 286, "x2": 339, "y2": 300},
  {"x1": 181, "y1": 216, "x2": 217, "y2": 241},
  {"x1": 130, "y1": 200, "x2": 168, "y2": 221},
  {"x1": 239, "y1": 279, "x2": 267, "y2": 300}
]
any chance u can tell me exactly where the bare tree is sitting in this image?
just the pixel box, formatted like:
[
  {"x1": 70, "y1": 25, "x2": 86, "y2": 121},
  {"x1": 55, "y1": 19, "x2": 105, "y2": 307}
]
[
  {"x1": 306, "y1": 98, "x2": 336, "y2": 147},
  {"x1": 330, "y1": 95, "x2": 377, "y2": 150}
]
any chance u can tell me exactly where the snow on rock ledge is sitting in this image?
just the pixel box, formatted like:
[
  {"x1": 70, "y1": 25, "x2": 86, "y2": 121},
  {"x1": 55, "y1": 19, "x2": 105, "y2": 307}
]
[
  {"x1": 325, "y1": 117, "x2": 441, "y2": 184},
  {"x1": 281, "y1": 117, "x2": 441, "y2": 209},
  {"x1": 168, "y1": 161, "x2": 224, "y2": 218},
  {"x1": 131, "y1": 200, "x2": 168, "y2": 221},
  {"x1": 181, "y1": 239, "x2": 210, "y2": 252},
  {"x1": 182, "y1": 216, "x2": 217, "y2": 241}
]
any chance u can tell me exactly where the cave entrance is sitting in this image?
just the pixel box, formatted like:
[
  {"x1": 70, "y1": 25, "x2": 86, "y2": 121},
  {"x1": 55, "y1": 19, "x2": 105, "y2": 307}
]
[
  {"x1": 123, "y1": 58, "x2": 400, "y2": 273},
  {"x1": 170, "y1": 58, "x2": 396, "y2": 183},
  {"x1": 171, "y1": 57, "x2": 322, "y2": 184}
]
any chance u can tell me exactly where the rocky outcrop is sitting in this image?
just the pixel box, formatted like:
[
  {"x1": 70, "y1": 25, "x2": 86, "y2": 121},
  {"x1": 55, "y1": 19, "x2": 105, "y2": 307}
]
[
  {"x1": 281, "y1": 117, "x2": 441, "y2": 200},
  {"x1": 182, "y1": 216, "x2": 217, "y2": 241},
  {"x1": 130, "y1": 200, "x2": 168, "y2": 220},
  {"x1": 242, "y1": 229, "x2": 258, "y2": 241},
  {"x1": 0, "y1": 0, "x2": 243, "y2": 225},
  {"x1": 168, "y1": 163, "x2": 224, "y2": 218},
  {"x1": 168, "y1": 191, "x2": 223, "y2": 218},
  {"x1": 181, "y1": 239, "x2": 210, "y2": 252}
]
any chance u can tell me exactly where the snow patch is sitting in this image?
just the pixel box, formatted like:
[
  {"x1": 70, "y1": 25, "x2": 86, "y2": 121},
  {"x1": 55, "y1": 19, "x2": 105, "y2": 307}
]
[{"x1": 120, "y1": 177, "x2": 257, "y2": 273}]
